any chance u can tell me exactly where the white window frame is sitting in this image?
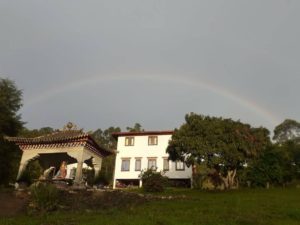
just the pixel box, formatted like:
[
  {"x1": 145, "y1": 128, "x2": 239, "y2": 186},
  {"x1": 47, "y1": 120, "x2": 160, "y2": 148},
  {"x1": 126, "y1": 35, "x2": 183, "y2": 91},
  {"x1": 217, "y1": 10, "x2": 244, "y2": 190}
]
[
  {"x1": 125, "y1": 137, "x2": 134, "y2": 146},
  {"x1": 121, "y1": 159, "x2": 130, "y2": 171},
  {"x1": 163, "y1": 158, "x2": 169, "y2": 171},
  {"x1": 175, "y1": 161, "x2": 185, "y2": 171},
  {"x1": 148, "y1": 158, "x2": 157, "y2": 170},
  {"x1": 135, "y1": 158, "x2": 142, "y2": 171},
  {"x1": 148, "y1": 136, "x2": 158, "y2": 145}
]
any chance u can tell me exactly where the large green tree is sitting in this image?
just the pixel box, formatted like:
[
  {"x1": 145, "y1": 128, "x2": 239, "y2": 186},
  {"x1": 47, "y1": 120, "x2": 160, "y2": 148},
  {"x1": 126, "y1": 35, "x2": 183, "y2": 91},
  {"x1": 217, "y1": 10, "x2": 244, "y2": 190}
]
[
  {"x1": 0, "y1": 78, "x2": 24, "y2": 185},
  {"x1": 167, "y1": 113, "x2": 270, "y2": 189},
  {"x1": 273, "y1": 119, "x2": 300, "y2": 144}
]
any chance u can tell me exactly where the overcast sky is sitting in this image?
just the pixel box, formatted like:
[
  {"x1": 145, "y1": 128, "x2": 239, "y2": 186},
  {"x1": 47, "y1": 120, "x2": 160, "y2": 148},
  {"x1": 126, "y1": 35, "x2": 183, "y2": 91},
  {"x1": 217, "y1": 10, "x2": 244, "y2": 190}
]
[{"x1": 1, "y1": 0, "x2": 300, "y2": 133}]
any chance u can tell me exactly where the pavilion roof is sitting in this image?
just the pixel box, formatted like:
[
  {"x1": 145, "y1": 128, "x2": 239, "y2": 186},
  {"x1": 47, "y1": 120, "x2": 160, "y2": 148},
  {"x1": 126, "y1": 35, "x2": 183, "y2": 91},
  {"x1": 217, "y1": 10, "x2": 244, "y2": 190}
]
[{"x1": 5, "y1": 129, "x2": 113, "y2": 157}]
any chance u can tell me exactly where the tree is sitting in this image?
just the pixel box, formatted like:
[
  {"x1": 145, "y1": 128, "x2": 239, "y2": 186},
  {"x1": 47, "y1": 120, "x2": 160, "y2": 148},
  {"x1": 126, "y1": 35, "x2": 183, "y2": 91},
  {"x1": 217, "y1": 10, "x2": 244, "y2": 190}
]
[
  {"x1": 0, "y1": 78, "x2": 24, "y2": 185},
  {"x1": 20, "y1": 127, "x2": 54, "y2": 138},
  {"x1": 167, "y1": 113, "x2": 270, "y2": 189},
  {"x1": 126, "y1": 123, "x2": 144, "y2": 132},
  {"x1": 273, "y1": 119, "x2": 300, "y2": 144},
  {"x1": 92, "y1": 126, "x2": 121, "y2": 185},
  {"x1": 246, "y1": 144, "x2": 296, "y2": 187},
  {"x1": 279, "y1": 140, "x2": 300, "y2": 180},
  {"x1": 92, "y1": 126, "x2": 121, "y2": 150}
]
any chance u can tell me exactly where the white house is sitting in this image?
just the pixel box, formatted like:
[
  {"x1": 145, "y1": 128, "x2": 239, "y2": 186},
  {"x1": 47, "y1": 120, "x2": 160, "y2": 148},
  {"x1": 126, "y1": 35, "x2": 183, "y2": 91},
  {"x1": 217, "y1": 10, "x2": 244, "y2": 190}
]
[{"x1": 112, "y1": 131, "x2": 192, "y2": 188}]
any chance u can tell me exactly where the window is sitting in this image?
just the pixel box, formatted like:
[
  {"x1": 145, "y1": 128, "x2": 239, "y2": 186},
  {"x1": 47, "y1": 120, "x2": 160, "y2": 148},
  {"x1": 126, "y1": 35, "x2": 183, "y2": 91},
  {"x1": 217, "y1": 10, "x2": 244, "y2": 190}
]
[
  {"x1": 176, "y1": 161, "x2": 185, "y2": 171},
  {"x1": 163, "y1": 158, "x2": 169, "y2": 171},
  {"x1": 135, "y1": 158, "x2": 141, "y2": 171},
  {"x1": 148, "y1": 158, "x2": 157, "y2": 170},
  {"x1": 121, "y1": 159, "x2": 130, "y2": 171},
  {"x1": 125, "y1": 137, "x2": 134, "y2": 146},
  {"x1": 148, "y1": 136, "x2": 158, "y2": 145}
]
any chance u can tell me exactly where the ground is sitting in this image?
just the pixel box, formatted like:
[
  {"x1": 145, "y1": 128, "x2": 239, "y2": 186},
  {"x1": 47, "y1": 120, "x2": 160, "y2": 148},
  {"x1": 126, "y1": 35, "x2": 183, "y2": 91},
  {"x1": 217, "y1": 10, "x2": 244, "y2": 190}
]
[
  {"x1": 0, "y1": 190, "x2": 28, "y2": 217},
  {"x1": 0, "y1": 188, "x2": 300, "y2": 225}
]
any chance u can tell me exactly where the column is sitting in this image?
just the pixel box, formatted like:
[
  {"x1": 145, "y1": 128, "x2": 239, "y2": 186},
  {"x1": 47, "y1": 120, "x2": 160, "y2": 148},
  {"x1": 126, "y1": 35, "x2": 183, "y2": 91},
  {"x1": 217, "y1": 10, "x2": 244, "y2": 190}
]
[
  {"x1": 93, "y1": 157, "x2": 102, "y2": 179},
  {"x1": 16, "y1": 161, "x2": 28, "y2": 181},
  {"x1": 74, "y1": 160, "x2": 84, "y2": 184},
  {"x1": 16, "y1": 152, "x2": 39, "y2": 182}
]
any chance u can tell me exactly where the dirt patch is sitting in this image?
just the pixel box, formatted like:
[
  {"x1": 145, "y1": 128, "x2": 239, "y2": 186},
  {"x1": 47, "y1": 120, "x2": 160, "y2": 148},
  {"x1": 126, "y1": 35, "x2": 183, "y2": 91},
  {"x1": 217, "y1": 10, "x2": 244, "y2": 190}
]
[{"x1": 0, "y1": 190, "x2": 29, "y2": 217}]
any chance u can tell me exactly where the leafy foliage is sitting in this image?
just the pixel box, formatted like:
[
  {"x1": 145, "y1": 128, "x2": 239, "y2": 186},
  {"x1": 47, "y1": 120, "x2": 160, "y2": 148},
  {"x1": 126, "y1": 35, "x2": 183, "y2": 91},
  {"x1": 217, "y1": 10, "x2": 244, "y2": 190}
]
[
  {"x1": 20, "y1": 127, "x2": 54, "y2": 138},
  {"x1": 126, "y1": 123, "x2": 144, "y2": 132},
  {"x1": 140, "y1": 169, "x2": 168, "y2": 192},
  {"x1": 92, "y1": 126, "x2": 121, "y2": 185},
  {"x1": 92, "y1": 126, "x2": 121, "y2": 150},
  {"x1": 0, "y1": 78, "x2": 23, "y2": 185},
  {"x1": 167, "y1": 113, "x2": 270, "y2": 189},
  {"x1": 273, "y1": 119, "x2": 300, "y2": 143},
  {"x1": 17, "y1": 160, "x2": 43, "y2": 185},
  {"x1": 94, "y1": 170, "x2": 111, "y2": 186},
  {"x1": 246, "y1": 146, "x2": 286, "y2": 187}
]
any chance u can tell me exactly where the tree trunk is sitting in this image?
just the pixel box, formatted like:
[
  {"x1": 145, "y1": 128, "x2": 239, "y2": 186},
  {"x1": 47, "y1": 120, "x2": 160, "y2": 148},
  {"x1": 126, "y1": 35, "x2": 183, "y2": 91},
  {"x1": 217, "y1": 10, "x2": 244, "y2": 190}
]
[
  {"x1": 221, "y1": 169, "x2": 237, "y2": 190},
  {"x1": 228, "y1": 169, "x2": 237, "y2": 188}
]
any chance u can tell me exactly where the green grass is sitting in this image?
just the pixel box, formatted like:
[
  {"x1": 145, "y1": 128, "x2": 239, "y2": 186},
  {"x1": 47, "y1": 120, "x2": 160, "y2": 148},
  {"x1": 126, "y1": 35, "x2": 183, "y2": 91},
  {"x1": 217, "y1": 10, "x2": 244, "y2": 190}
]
[{"x1": 1, "y1": 188, "x2": 300, "y2": 225}]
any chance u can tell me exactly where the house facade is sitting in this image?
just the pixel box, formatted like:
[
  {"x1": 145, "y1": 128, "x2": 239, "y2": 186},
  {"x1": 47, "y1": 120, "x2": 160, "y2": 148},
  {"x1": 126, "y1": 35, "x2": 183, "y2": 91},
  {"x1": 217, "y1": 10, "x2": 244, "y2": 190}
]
[{"x1": 112, "y1": 131, "x2": 192, "y2": 188}]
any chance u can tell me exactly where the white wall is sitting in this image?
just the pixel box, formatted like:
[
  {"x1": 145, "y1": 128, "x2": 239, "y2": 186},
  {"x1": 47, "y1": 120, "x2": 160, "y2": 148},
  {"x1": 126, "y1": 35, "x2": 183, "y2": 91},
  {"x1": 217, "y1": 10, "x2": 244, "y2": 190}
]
[{"x1": 113, "y1": 134, "x2": 192, "y2": 187}]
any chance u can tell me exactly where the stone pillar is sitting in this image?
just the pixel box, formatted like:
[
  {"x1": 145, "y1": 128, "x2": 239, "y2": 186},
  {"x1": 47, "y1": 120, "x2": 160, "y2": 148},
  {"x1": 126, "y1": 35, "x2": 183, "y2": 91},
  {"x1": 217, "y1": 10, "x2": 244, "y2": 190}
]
[
  {"x1": 74, "y1": 160, "x2": 84, "y2": 184},
  {"x1": 113, "y1": 179, "x2": 117, "y2": 189},
  {"x1": 93, "y1": 157, "x2": 102, "y2": 179},
  {"x1": 139, "y1": 179, "x2": 143, "y2": 188},
  {"x1": 16, "y1": 161, "x2": 28, "y2": 181},
  {"x1": 15, "y1": 152, "x2": 39, "y2": 189},
  {"x1": 16, "y1": 152, "x2": 39, "y2": 181}
]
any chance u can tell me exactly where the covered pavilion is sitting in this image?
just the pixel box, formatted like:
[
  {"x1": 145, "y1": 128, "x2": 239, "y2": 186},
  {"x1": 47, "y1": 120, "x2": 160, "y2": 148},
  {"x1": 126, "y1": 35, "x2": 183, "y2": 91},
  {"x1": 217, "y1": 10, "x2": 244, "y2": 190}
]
[{"x1": 6, "y1": 123, "x2": 112, "y2": 185}]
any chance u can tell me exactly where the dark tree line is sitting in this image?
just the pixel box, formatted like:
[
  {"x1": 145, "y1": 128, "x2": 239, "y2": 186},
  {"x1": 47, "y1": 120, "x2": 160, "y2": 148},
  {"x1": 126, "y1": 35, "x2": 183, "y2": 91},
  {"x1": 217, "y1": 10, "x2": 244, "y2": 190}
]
[{"x1": 0, "y1": 78, "x2": 23, "y2": 185}]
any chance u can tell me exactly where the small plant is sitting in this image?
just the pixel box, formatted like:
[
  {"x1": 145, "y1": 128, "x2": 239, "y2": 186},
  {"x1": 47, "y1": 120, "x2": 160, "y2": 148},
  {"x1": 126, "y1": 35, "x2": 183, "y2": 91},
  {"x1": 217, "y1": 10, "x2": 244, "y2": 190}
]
[
  {"x1": 139, "y1": 169, "x2": 168, "y2": 192},
  {"x1": 29, "y1": 182, "x2": 59, "y2": 212}
]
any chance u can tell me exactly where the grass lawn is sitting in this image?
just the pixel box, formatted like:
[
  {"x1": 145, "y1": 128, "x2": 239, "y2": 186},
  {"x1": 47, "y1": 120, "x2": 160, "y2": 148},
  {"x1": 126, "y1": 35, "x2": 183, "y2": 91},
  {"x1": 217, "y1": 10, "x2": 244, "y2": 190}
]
[{"x1": 1, "y1": 188, "x2": 300, "y2": 225}]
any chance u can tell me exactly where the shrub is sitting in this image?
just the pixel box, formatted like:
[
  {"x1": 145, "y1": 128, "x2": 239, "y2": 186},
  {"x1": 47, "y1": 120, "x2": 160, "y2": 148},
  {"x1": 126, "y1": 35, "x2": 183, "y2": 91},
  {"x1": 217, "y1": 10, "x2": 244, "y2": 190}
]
[
  {"x1": 140, "y1": 169, "x2": 168, "y2": 192},
  {"x1": 82, "y1": 168, "x2": 95, "y2": 186},
  {"x1": 17, "y1": 160, "x2": 43, "y2": 185},
  {"x1": 94, "y1": 171, "x2": 110, "y2": 186},
  {"x1": 192, "y1": 173, "x2": 205, "y2": 189},
  {"x1": 30, "y1": 182, "x2": 58, "y2": 212}
]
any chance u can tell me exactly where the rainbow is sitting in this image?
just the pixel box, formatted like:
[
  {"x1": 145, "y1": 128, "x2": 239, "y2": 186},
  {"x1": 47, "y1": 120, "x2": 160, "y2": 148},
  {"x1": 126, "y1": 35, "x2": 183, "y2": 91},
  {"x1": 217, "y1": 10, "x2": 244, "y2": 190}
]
[{"x1": 25, "y1": 74, "x2": 280, "y2": 127}]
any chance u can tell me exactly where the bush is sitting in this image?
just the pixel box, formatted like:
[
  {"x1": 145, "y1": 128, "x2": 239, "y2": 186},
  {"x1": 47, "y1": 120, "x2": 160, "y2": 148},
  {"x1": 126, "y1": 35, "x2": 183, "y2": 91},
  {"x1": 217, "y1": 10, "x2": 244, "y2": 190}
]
[
  {"x1": 140, "y1": 169, "x2": 168, "y2": 192},
  {"x1": 30, "y1": 183, "x2": 58, "y2": 212},
  {"x1": 94, "y1": 171, "x2": 110, "y2": 186},
  {"x1": 82, "y1": 168, "x2": 95, "y2": 186},
  {"x1": 18, "y1": 160, "x2": 43, "y2": 185}
]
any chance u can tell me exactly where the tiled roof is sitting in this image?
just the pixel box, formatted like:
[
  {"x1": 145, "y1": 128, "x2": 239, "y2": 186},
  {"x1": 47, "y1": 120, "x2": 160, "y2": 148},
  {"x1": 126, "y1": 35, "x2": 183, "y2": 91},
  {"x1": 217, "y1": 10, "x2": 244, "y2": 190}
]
[
  {"x1": 6, "y1": 130, "x2": 87, "y2": 144},
  {"x1": 5, "y1": 130, "x2": 113, "y2": 157}
]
